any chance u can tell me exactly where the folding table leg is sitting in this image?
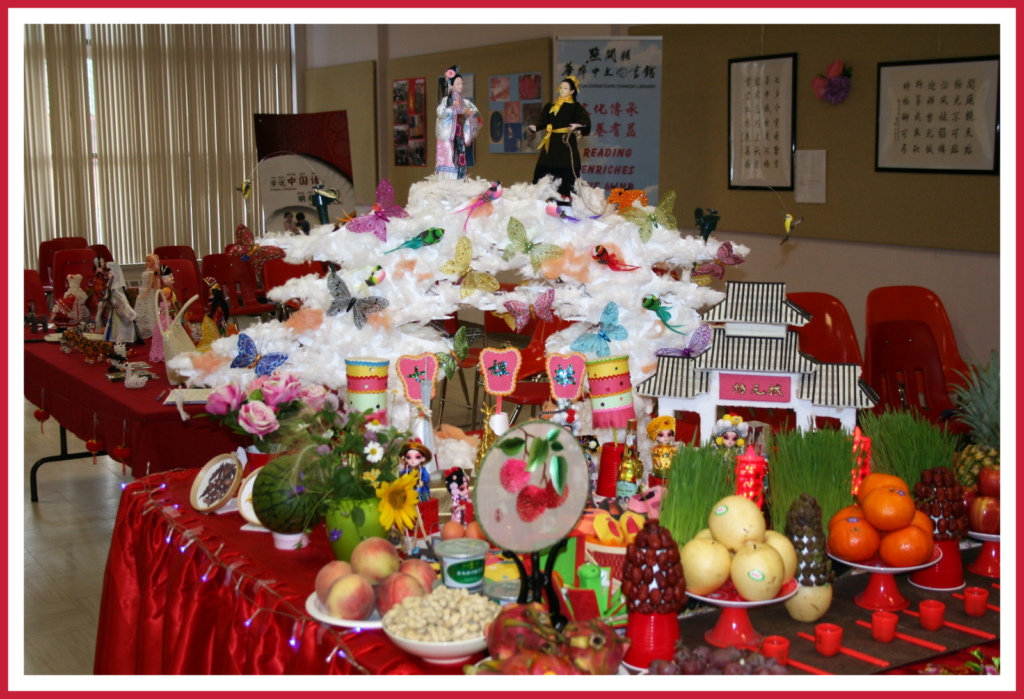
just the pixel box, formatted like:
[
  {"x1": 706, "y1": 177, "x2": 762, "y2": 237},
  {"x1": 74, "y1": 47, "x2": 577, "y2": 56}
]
[{"x1": 30, "y1": 426, "x2": 107, "y2": 503}]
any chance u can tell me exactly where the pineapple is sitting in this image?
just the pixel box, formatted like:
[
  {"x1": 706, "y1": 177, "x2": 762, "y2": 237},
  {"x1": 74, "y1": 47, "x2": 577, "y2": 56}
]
[
  {"x1": 952, "y1": 351, "x2": 1000, "y2": 487},
  {"x1": 783, "y1": 494, "x2": 833, "y2": 622}
]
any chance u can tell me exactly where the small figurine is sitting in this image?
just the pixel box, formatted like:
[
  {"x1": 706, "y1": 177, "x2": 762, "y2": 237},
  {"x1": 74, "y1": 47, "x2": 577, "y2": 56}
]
[
  {"x1": 528, "y1": 76, "x2": 591, "y2": 199},
  {"x1": 578, "y1": 434, "x2": 600, "y2": 505},
  {"x1": 712, "y1": 413, "x2": 749, "y2": 449},
  {"x1": 99, "y1": 262, "x2": 137, "y2": 345},
  {"x1": 540, "y1": 397, "x2": 579, "y2": 436},
  {"x1": 435, "y1": 65, "x2": 480, "y2": 181},
  {"x1": 87, "y1": 257, "x2": 109, "y2": 320},
  {"x1": 444, "y1": 467, "x2": 470, "y2": 526},
  {"x1": 50, "y1": 273, "x2": 90, "y2": 328},
  {"x1": 399, "y1": 439, "x2": 433, "y2": 503},
  {"x1": 646, "y1": 415, "x2": 678, "y2": 486},
  {"x1": 149, "y1": 287, "x2": 175, "y2": 363},
  {"x1": 133, "y1": 254, "x2": 163, "y2": 339}
]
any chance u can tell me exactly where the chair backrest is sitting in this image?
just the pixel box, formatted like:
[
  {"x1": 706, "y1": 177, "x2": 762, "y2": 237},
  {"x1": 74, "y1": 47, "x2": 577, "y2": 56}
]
[
  {"x1": 866, "y1": 285, "x2": 969, "y2": 390},
  {"x1": 865, "y1": 320, "x2": 957, "y2": 420},
  {"x1": 52, "y1": 249, "x2": 99, "y2": 299},
  {"x1": 161, "y1": 259, "x2": 208, "y2": 322},
  {"x1": 201, "y1": 254, "x2": 262, "y2": 309},
  {"x1": 37, "y1": 237, "x2": 88, "y2": 288},
  {"x1": 153, "y1": 245, "x2": 198, "y2": 266},
  {"x1": 24, "y1": 270, "x2": 49, "y2": 316},
  {"x1": 88, "y1": 244, "x2": 114, "y2": 265},
  {"x1": 519, "y1": 317, "x2": 575, "y2": 379},
  {"x1": 262, "y1": 258, "x2": 325, "y2": 292},
  {"x1": 787, "y1": 292, "x2": 863, "y2": 366}
]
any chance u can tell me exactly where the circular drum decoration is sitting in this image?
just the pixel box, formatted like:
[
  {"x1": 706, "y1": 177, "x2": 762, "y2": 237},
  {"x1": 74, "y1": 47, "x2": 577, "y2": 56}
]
[
  {"x1": 190, "y1": 454, "x2": 243, "y2": 513},
  {"x1": 474, "y1": 420, "x2": 588, "y2": 553},
  {"x1": 237, "y1": 467, "x2": 264, "y2": 526},
  {"x1": 489, "y1": 111, "x2": 505, "y2": 144}
]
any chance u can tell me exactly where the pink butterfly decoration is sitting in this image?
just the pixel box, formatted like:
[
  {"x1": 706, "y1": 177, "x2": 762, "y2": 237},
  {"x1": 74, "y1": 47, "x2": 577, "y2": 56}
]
[
  {"x1": 345, "y1": 179, "x2": 409, "y2": 243},
  {"x1": 655, "y1": 323, "x2": 713, "y2": 358},
  {"x1": 500, "y1": 289, "x2": 555, "y2": 333},
  {"x1": 694, "y1": 241, "x2": 745, "y2": 280}
]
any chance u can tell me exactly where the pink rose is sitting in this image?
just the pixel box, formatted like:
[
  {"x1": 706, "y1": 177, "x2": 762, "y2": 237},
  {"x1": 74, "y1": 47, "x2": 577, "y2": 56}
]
[
  {"x1": 825, "y1": 60, "x2": 844, "y2": 79},
  {"x1": 237, "y1": 400, "x2": 279, "y2": 437},
  {"x1": 206, "y1": 384, "x2": 244, "y2": 415},
  {"x1": 812, "y1": 75, "x2": 828, "y2": 101},
  {"x1": 299, "y1": 384, "x2": 330, "y2": 411},
  {"x1": 261, "y1": 372, "x2": 302, "y2": 407},
  {"x1": 325, "y1": 392, "x2": 341, "y2": 411},
  {"x1": 246, "y1": 376, "x2": 270, "y2": 396}
]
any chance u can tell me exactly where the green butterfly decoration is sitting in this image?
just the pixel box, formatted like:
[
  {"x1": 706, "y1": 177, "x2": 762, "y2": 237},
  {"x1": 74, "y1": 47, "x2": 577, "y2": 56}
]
[
  {"x1": 502, "y1": 217, "x2": 565, "y2": 273},
  {"x1": 435, "y1": 325, "x2": 470, "y2": 380},
  {"x1": 619, "y1": 191, "x2": 678, "y2": 243}
]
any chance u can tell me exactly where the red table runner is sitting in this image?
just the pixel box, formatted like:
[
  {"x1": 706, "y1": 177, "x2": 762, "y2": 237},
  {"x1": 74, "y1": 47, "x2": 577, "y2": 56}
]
[{"x1": 24, "y1": 335, "x2": 242, "y2": 477}]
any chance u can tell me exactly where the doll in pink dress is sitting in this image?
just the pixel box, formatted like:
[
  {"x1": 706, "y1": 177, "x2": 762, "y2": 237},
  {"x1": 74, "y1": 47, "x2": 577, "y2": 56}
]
[
  {"x1": 149, "y1": 289, "x2": 172, "y2": 363},
  {"x1": 435, "y1": 65, "x2": 480, "y2": 180}
]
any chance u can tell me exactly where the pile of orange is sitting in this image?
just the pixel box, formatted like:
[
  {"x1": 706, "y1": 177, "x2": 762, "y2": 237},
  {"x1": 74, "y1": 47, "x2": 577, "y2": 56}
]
[{"x1": 827, "y1": 474, "x2": 935, "y2": 566}]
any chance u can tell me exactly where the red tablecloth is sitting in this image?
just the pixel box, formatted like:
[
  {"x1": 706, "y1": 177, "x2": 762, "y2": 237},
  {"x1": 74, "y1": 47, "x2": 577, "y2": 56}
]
[
  {"x1": 94, "y1": 469, "x2": 473, "y2": 675},
  {"x1": 24, "y1": 335, "x2": 243, "y2": 477}
]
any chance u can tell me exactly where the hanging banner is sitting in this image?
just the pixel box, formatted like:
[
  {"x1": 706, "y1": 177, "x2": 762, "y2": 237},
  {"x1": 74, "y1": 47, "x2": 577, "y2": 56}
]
[
  {"x1": 253, "y1": 111, "x2": 356, "y2": 233},
  {"x1": 555, "y1": 37, "x2": 663, "y2": 203}
]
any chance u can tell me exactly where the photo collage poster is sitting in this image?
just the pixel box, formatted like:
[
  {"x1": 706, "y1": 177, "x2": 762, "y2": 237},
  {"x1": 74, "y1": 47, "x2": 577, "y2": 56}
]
[
  {"x1": 394, "y1": 77, "x2": 427, "y2": 167},
  {"x1": 488, "y1": 72, "x2": 543, "y2": 154},
  {"x1": 436, "y1": 73, "x2": 476, "y2": 168}
]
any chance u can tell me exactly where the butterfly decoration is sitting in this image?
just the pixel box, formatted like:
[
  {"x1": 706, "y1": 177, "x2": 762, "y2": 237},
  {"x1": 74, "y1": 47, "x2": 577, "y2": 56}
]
[
  {"x1": 642, "y1": 295, "x2": 686, "y2": 335},
  {"x1": 225, "y1": 223, "x2": 285, "y2": 277},
  {"x1": 236, "y1": 179, "x2": 252, "y2": 200},
  {"x1": 782, "y1": 213, "x2": 804, "y2": 245},
  {"x1": 230, "y1": 333, "x2": 289, "y2": 376},
  {"x1": 384, "y1": 227, "x2": 445, "y2": 254},
  {"x1": 492, "y1": 288, "x2": 556, "y2": 333},
  {"x1": 326, "y1": 269, "x2": 390, "y2": 329},
  {"x1": 608, "y1": 188, "x2": 647, "y2": 209},
  {"x1": 592, "y1": 245, "x2": 640, "y2": 272},
  {"x1": 345, "y1": 179, "x2": 409, "y2": 243},
  {"x1": 655, "y1": 323, "x2": 713, "y2": 358},
  {"x1": 502, "y1": 217, "x2": 565, "y2": 273},
  {"x1": 545, "y1": 198, "x2": 580, "y2": 223},
  {"x1": 692, "y1": 241, "x2": 745, "y2": 286},
  {"x1": 440, "y1": 236, "x2": 500, "y2": 299},
  {"x1": 435, "y1": 325, "x2": 471, "y2": 380},
  {"x1": 570, "y1": 302, "x2": 629, "y2": 357},
  {"x1": 694, "y1": 207, "x2": 721, "y2": 243},
  {"x1": 452, "y1": 181, "x2": 502, "y2": 231},
  {"x1": 332, "y1": 209, "x2": 357, "y2": 231},
  {"x1": 619, "y1": 191, "x2": 678, "y2": 243}
]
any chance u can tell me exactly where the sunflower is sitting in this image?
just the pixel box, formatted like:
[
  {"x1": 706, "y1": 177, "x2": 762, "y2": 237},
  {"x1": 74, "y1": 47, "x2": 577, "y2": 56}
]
[{"x1": 376, "y1": 472, "x2": 420, "y2": 532}]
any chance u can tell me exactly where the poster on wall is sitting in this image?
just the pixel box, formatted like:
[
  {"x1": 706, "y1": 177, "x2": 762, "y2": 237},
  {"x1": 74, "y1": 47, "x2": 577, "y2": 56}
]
[
  {"x1": 394, "y1": 77, "x2": 427, "y2": 167},
  {"x1": 488, "y1": 72, "x2": 543, "y2": 154},
  {"x1": 875, "y1": 56, "x2": 999, "y2": 174},
  {"x1": 253, "y1": 111, "x2": 356, "y2": 234},
  {"x1": 436, "y1": 73, "x2": 476, "y2": 168},
  {"x1": 555, "y1": 37, "x2": 663, "y2": 202},
  {"x1": 728, "y1": 53, "x2": 797, "y2": 190}
]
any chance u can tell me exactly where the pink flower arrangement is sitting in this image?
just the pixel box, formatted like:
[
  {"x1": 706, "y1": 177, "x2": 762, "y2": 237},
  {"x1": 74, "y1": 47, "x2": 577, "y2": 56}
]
[
  {"x1": 261, "y1": 372, "x2": 302, "y2": 407},
  {"x1": 299, "y1": 384, "x2": 331, "y2": 412},
  {"x1": 238, "y1": 401, "x2": 279, "y2": 436},
  {"x1": 813, "y1": 60, "x2": 853, "y2": 104},
  {"x1": 206, "y1": 384, "x2": 244, "y2": 415}
]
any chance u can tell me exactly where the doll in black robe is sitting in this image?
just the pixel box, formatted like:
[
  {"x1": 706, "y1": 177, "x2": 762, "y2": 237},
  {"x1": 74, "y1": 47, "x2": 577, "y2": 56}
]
[{"x1": 528, "y1": 76, "x2": 591, "y2": 199}]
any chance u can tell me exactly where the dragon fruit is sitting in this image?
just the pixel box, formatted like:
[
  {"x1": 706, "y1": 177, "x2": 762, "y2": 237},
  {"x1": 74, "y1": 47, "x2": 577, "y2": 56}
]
[
  {"x1": 485, "y1": 603, "x2": 564, "y2": 660},
  {"x1": 466, "y1": 649, "x2": 581, "y2": 675},
  {"x1": 561, "y1": 618, "x2": 630, "y2": 675}
]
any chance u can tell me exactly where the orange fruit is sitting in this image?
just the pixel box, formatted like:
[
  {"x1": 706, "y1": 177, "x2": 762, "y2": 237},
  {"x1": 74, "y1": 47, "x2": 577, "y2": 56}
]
[
  {"x1": 857, "y1": 474, "x2": 910, "y2": 505},
  {"x1": 829, "y1": 504, "x2": 864, "y2": 530},
  {"x1": 911, "y1": 510, "x2": 934, "y2": 535},
  {"x1": 878, "y1": 525, "x2": 934, "y2": 567},
  {"x1": 862, "y1": 486, "x2": 916, "y2": 532},
  {"x1": 828, "y1": 516, "x2": 880, "y2": 562}
]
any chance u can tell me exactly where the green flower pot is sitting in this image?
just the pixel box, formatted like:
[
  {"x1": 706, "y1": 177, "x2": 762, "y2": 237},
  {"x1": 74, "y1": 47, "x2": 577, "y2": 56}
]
[{"x1": 325, "y1": 498, "x2": 387, "y2": 562}]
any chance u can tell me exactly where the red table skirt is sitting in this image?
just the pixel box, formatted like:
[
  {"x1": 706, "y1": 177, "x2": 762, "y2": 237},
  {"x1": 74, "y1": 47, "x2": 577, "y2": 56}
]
[{"x1": 94, "y1": 469, "x2": 472, "y2": 675}]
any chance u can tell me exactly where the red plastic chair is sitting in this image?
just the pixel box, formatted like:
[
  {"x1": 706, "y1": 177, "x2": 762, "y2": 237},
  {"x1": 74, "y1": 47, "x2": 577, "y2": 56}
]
[
  {"x1": 162, "y1": 258, "x2": 209, "y2": 322},
  {"x1": 88, "y1": 244, "x2": 114, "y2": 265},
  {"x1": 154, "y1": 245, "x2": 198, "y2": 267},
  {"x1": 201, "y1": 254, "x2": 274, "y2": 317},
  {"x1": 37, "y1": 237, "x2": 87, "y2": 291},
  {"x1": 865, "y1": 320, "x2": 970, "y2": 433},
  {"x1": 24, "y1": 270, "x2": 49, "y2": 316},
  {"x1": 52, "y1": 249, "x2": 99, "y2": 299},
  {"x1": 505, "y1": 317, "x2": 575, "y2": 425},
  {"x1": 788, "y1": 292, "x2": 864, "y2": 366},
  {"x1": 866, "y1": 286, "x2": 970, "y2": 392},
  {"x1": 262, "y1": 258, "x2": 325, "y2": 292}
]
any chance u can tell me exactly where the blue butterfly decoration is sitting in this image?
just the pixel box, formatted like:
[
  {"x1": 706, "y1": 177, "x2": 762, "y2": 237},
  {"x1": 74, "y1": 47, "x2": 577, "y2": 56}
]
[
  {"x1": 230, "y1": 333, "x2": 289, "y2": 376},
  {"x1": 570, "y1": 302, "x2": 628, "y2": 357}
]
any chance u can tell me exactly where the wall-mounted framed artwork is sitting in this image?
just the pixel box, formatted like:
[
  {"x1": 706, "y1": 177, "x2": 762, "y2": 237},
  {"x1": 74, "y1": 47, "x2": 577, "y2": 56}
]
[{"x1": 728, "y1": 53, "x2": 797, "y2": 189}]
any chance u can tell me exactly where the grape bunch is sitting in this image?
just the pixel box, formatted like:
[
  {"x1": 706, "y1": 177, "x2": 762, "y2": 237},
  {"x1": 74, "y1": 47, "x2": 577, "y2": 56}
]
[
  {"x1": 913, "y1": 467, "x2": 969, "y2": 541},
  {"x1": 648, "y1": 644, "x2": 790, "y2": 675},
  {"x1": 621, "y1": 520, "x2": 686, "y2": 615}
]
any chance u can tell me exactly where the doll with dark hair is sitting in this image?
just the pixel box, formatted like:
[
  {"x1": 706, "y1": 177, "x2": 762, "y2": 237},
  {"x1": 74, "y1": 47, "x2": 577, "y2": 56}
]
[
  {"x1": 528, "y1": 76, "x2": 591, "y2": 199},
  {"x1": 444, "y1": 467, "x2": 470, "y2": 525},
  {"x1": 435, "y1": 65, "x2": 480, "y2": 180}
]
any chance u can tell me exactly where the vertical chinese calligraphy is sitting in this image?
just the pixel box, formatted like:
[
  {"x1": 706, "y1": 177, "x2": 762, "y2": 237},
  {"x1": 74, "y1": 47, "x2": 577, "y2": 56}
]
[
  {"x1": 729, "y1": 54, "x2": 796, "y2": 189},
  {"x1": 876, "y1": 57, "x2": 999, "y2": 173}
]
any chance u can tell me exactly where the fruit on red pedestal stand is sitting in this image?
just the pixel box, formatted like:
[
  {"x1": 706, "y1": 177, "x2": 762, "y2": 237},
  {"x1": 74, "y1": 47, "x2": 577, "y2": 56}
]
[
  {"x1": 912, "y1": 467, "x2": 969, "y2": 542},
  {"x1": 968, "y1": 496, "x2": 1000, "y2": 535},
  {"x1": 977, "y1": 465, "x2": 1000, "y2": 498}
]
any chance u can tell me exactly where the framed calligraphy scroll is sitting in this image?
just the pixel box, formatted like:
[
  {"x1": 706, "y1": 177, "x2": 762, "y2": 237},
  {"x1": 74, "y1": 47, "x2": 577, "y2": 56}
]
[
  {"x1": 876, "y1": 56, "x2": 999, "y2": 174},
  {"x1": 728, "y1": 53, "x2": 797, "y2": 189}
]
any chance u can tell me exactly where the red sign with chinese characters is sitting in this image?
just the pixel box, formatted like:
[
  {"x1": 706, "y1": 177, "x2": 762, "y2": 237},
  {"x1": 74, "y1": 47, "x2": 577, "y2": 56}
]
[{"x1": 719, "y1": 374, "x2": 791, "y2": 403}]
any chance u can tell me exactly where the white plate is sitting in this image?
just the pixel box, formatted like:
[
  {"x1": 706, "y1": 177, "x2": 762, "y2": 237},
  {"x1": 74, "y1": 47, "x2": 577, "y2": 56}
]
[
  {"x1": 304, "y1": 592, "x2": 383, "y2": 630},
  {"x1": 828, "y1": 546, "x2": 942, "y2": 574},
  {"x1": 968, "y1": 531, "x2": 1000, "y2": 542},
  {"x1": 685, "y1": 578, "x2": 799, "y2": 609}
]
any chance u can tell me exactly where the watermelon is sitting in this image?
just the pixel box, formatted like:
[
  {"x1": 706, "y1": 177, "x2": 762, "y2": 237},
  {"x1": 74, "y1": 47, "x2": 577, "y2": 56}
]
[{"x1": 251, "y1": 459, "x2": 318, "y2": 534}]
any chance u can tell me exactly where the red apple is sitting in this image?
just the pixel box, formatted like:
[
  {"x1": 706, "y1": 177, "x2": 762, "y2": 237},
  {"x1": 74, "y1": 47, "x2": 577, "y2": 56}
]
[
  {"x1": 968, "y1": 496, "x2": 1000, "y2": 535},
  {"x1": 962, "y1": 484, "x2": 978, "y2": 507},
  {"x1": 977, "y1": 465, "x2": 1000, "y2": 498}
]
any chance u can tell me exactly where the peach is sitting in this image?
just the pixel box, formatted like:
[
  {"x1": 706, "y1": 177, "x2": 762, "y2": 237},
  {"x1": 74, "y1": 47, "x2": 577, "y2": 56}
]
[
  {"x1": 376, "y1": 572, "x2": 426, "y2": 616},
  {"x1": 324, "y1": 574, "x2": 376, "y2": 621},
  {"x1": 399, "y1": 558, "x2": 437, "y2": 594},
  {"x1": 350, "y1": 537, "x2": 401, "y2": 585},
  {"x1": 315, "y1": 561, "x2": 353, "y2": 604}
]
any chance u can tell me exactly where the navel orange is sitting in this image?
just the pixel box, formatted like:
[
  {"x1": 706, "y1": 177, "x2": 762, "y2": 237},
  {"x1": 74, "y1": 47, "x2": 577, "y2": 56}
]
[
  {"x1": 856, "y1": 473, "x2": 910, "y2": 506},
  {"x1": 878, "y1": 524, "x2": 933, "y2": 568},
  {"x1": 829, "y1": 504, "x2": 864, "y2": 531},
  {"x1": 910, "y1": 509, "x2": 935, "y2": 535},
  {"x1": 862, "y1": 485, "x2": 916, "y2": 532},
  {"x1": 828, "y1": 516, "x2": 880, "y2": 562}
]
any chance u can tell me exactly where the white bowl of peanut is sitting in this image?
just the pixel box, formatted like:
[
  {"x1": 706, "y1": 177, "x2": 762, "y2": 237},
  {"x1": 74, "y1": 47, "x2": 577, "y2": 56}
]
[{"x1": 381, "y1": 586, "x2": 499, "y2": 665}]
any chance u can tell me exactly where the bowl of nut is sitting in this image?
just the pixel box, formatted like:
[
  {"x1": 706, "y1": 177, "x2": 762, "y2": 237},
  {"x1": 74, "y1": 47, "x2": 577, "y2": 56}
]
[{"x1": 382, "y1": 586, "x2": 501, "y2": 664}]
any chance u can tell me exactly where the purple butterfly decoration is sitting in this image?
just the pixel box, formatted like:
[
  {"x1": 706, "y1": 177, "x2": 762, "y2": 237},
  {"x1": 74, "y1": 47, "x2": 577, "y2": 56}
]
[
  {"x1": 655, "y1": 323, "x2": 713, "y2": 358},
  {"x1": 501, "y1": 289, "x2": 555, "y2": 333},
  {"x1": 345, "y1": 179, "x2": 408, "y2": 243},
  {"x1": 694, "y1": 241, "x2": 745, "y2": 280}
]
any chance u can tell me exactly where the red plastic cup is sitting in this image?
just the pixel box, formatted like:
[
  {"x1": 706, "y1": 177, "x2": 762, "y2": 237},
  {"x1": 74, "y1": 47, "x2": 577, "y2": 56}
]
[
  {"x1": 761, "y1": 636, "x2": 790, "y2": 665},
  {"x1": 622, "y1": 613, "x2": 680, "y2": 669},
  {"x1": 871, "y1": 611, "x2": 898, "y2": 642},
  {"x1": 919, "y1": 600, "x2": 946, "y2": 631},
  {"x1": 963, "y1": 587, "x2": 989, "y2": 617},
  {"x1": 814, "y1": 623, "x2": 843, "y2": 657},
  {"x1": 596, "y1": 443, "x2": 626, "y2": 498}
]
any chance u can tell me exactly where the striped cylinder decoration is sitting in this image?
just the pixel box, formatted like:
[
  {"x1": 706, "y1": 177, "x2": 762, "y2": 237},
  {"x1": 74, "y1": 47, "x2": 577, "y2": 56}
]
[
  {"x1": 585, "y1": 355, "x2": 635, "y2": 429},
  {"x1": 345, "y1": 357, "x2": 390, "y2": 425}
]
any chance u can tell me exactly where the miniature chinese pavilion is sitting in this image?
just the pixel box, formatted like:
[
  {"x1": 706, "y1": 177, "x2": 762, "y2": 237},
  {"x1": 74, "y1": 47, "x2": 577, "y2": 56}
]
[{"x1": 637, "y1": 281, "x2": 878, "y2": 443}]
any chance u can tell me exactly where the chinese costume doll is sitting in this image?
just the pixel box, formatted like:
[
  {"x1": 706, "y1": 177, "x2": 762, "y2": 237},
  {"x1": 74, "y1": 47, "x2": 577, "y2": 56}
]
[
  {"x1": 528, "y1": 76, "x2": 591, "y2": 199},
  {"x1": 435, "y1": 65, "x2": 480, "y2": 180},
  {"x1": 646, "y1": 415, "x2": 678, "y2": 487},
  {"x1": 133, "y1": 253, "x2": 163, "y2": 339}
]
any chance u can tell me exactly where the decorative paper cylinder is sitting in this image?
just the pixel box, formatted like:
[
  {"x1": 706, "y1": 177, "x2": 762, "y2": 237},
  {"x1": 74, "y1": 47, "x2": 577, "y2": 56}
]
[
  {"x1": 596, "y1": 443, "x2": 625, "y2": 498},
  {"x1": 346, "y1": 357, "x2": 390, "y2": 425},
  {"x1": 585, "y1": 356, "x2": 635, "y2": 429}
]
